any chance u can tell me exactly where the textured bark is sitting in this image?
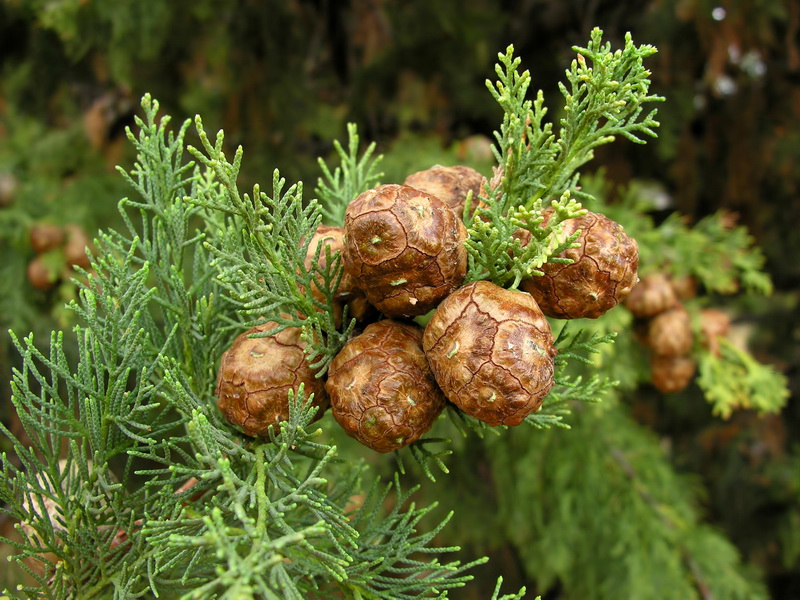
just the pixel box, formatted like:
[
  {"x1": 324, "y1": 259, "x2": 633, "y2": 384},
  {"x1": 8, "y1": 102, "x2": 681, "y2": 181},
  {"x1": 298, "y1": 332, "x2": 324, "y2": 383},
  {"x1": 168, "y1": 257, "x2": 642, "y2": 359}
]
[
  {"x1": 326, "y1": 320, "x2": 445, "y2": 452},
  {"x1": 343, "y1": 184, "x2": 467, "y2": 318},
  {"x1": 423, "y1": 280, "x2": 556, "y2": 426},
  {"x1": 520, "y1": 210, "x2": 639, "y2": 319},
  {"x1": 215, "y1": 323, "x2": 328, "y2": 437},
  {"x1": 403, "y1": 164, "x2": 484, "y2": 221}
]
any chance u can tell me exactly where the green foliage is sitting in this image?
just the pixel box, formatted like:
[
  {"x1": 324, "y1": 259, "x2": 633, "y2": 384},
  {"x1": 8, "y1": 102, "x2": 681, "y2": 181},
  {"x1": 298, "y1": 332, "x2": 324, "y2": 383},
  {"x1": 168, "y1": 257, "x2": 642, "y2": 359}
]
[
  {"x1": 696, "y1": 338, "x2": 790, "y2": 419},
  {"x1": 465, "y1": 29, "x2": 662, "y2": 289},
  {"x1": 594, "y1": 176, "x2": 773, "y2": 296},
  {"x1": 464, "y1": 189, "x2": 585, "y2": 288},
  {"x1": 485, "y1": 30, "x2": 662, "y2": 212},
  {"x1": 0, "y1": 95, "x2": 509, "y2": 599},
  {"x1": 669, "y1": 213, "x2": 773, "y2": 296},
  {"x1": 525, "y1": 325, "x2": 617, "y2": 430},
  {"x1": 483, "y1": 403, "x2": 769, "y2": 600},
  {"x1": 316, "y1": 123, "x2": 384, "y2": 226},
  {"x1": 186, "y1": 116, "x2": 354, "y2": 376}
]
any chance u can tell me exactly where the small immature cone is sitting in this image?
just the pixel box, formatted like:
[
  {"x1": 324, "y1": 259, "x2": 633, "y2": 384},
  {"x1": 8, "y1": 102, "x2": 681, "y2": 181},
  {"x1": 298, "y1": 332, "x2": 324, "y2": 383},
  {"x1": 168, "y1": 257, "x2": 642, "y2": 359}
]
[
  {"x1": 29, "y1": 223, "x2": 65, "y2": 254},
  {"x1": 624, "y1": 273, "x2": 677, "y2": 318},
  {"x1": 520, "y1": 211, "x2": 639, "y2": 319},
  {"x1": 326, "y1": 320, "x2": 446, "y2": 452},
  {"x1": 647, "y1": 305, "x2": 693, "y2": 357},
  {"x1": 651, "y1": 354, "x2": 697, "y2": 393},
  {"x1": 403, "y1": 165, "x2": 484, "y2": 221},
  {"x1": 343, "y1": 184, "x2": 467, "y2": 318},
  {"x1": 699, "y1": 308, "x2": 731, "y2": 357},
  {"x1": 27, "y1": 255, "x2": 57, "y2": 291},
  {"x1": 64, "y1": 224, "x2": 92, "y2": 269},
  {"x1": 423, "y1": 280, "x2": 556, "y2": 426},
  {"x1": 215, "y1": 323, "x2": 328, "y2": 437}
]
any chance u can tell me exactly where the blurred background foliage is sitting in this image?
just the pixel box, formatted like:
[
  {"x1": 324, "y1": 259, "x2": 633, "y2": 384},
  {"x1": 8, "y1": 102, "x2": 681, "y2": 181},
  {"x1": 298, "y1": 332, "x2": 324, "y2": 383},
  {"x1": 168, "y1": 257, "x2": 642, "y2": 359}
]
[{"x1": 0, "y1": 0, "x2": 798, "y2": 598}]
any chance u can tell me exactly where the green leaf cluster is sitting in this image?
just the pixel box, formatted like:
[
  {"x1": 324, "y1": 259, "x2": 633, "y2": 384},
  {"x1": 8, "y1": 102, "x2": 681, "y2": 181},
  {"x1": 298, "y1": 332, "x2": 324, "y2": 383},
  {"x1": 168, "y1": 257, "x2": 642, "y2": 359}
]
[
  {"x1": 696, "y1": 338, "x2": 790, "y2": 419},
  {"x1": 186, "y1": 118, "x2": 355, "y2": 376},
  {"x1": 479, "y1": 403, "x2": 768, "y2": 600},
  {"x1": 316, "y1": 123, "x2": 384, "y2": 226},
  {"x1": 487, "y1": 30, "x2": 661, "y2": 211},
  {"x1": 465, "y1": 28, "x2": 662, "y2": 289},
  {"x1": 0, "y1": 95, "x2": 507, "y2": 599}
]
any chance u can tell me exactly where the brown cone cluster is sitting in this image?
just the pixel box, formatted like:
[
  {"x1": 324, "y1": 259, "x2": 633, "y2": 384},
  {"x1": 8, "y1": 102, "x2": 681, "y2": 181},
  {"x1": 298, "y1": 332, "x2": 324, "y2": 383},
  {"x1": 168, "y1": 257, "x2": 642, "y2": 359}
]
[
  {"x1": 215, "y1": 163, "x2": 639, "y2": 449},
  {"x1": 27, "y1": 222, "x2": 94, "y2": 291},
  {"x1": 520, "y1": 210, "x2": 639, "y2": 319},
  {"x1": 625, "y1": 272, "x2": 703, "y2": 393}
]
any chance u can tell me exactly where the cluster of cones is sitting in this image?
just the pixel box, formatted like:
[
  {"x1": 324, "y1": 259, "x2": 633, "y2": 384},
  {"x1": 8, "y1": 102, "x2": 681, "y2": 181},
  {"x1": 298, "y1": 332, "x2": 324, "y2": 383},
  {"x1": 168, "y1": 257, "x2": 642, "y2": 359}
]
[
  {"x1": 216, "y1": 165, "x2": 640, "y2": 451},
  {"x1": 626, "y1": 273, "x2": 731, "y2": 393}
]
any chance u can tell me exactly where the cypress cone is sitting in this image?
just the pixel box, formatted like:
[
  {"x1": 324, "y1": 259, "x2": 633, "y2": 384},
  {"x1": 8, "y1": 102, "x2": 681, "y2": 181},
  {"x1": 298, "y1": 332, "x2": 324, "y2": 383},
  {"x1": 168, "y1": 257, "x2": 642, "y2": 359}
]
[
  {"x1": 342, "y1": 183, "x2": 467, "y2": 318},
  {"x1": 326, "y1": 320, "x2": 446, "y2": 452},
  {"x1": 423, "y1": 280, "x2": 556, "y2": 426},
  {"x1": 403, "y1": 164, "x2": 484, "y2": 221},
  {"x1": 29, "y1": 223, "x2": 65, "y2": 254},
  {"x1": 215, "y1": 323, "x2": 328, "y2": 437},
  {"x1": 646, "y1": 304, "x2": 693, "y2": 357},
  {"x1": 650, "y1": 354, "x2": 697, "y2": 393},
  {"x1": 699, "y1": 308, "x2": 731, "y2": 357},
  {"x1": 624, "y1": 272, "x2": 677, "y2": 318},
  {"x1": 303, "y1": 224, "x2": 374, "y2": 324},
  {"x1": 520, "y1": 210, "x2": 639, "y2": 319}
]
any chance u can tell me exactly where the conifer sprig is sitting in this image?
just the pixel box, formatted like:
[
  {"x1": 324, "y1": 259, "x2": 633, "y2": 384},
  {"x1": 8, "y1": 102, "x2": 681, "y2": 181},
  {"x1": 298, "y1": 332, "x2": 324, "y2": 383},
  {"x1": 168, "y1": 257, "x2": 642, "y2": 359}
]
[
  {"x1": 526, "y1": 326, "x2": 617, "y2": 429},
  {"x1": 464, "y1": 190, "x2": 585, "y2": 287},
  {"x1": 2, "y1": 94, "x2": 506, "y2": 599},
  {"x1": 697, "y1": 338, "x2": 790, "y2": 418},
  {"x1": 316, "y1": 122, "x2": 384, "y2": 226},
  {"x1": 187, "y1": 119, "x2": 353, "y2": 375},
  {"x1": 486, "y1": 29, "x2": 661, "y2": 211},
  {"x1": 467, "y1": 28, "x2": 661, "y2": 289}
]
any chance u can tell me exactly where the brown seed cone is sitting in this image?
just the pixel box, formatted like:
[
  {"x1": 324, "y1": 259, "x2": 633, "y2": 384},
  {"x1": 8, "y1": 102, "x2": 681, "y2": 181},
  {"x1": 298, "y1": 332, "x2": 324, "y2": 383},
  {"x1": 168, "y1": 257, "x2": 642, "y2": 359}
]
[
  {"x1": 326, "y1": 320, "x2": 446, "y2": 453},
  {"x1": 519, "y1": 211, "x2": 639, "y2": 319},
  {"x1": 699, "y1": 308, "x2": 731, "y2": 357},
  {"x1": 343, "y1": 184, "x2": 468, "y2": 318},
  {"x1": 304, "y1": 225, "x2": 358, "y2": 300},
  {"x1": 668, "y1": 274, "x2": 698, "y2": 300},
  {"x1": 651, "y1": 354, "x2": 697, "y2": 393},
  {"x1": 0, "y1": 172, "x2": 18, "y2": 207},
  {"x1": 215, "y1": 323, "x2": 328, "y2": 437},
  {"x1": 303, "y1": 224, "x2": 372, "y2": 326},
  {"x1": 30, "y1": 223, "x2": 65, "y2": 254},
  {"x1": 27, "y1": 255, "x2": 58, "y2": 291},
  {"x1": 403, "y1": 165, "x2": 484, "y2": 221},
  {"x1": 423, "y1": 280, "x2": 556, "y2": 426},
  {"x1": 624, "y1": 273, "x2": 678, "y2": 318},
  {"x1": 647, "y1": 304, "x2": 693, "y2": 357},
  {"x1": 64, "y1": 224, "x2": 92, "y2": 269}
]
